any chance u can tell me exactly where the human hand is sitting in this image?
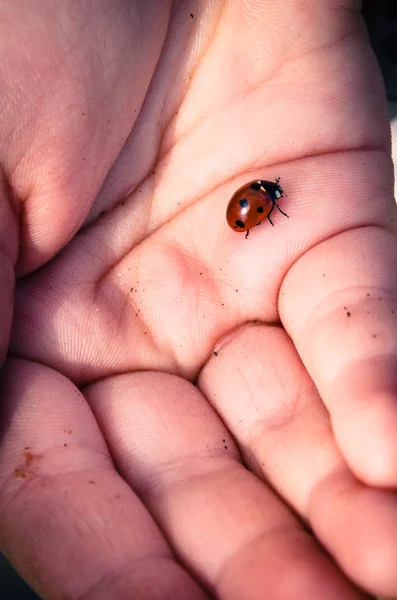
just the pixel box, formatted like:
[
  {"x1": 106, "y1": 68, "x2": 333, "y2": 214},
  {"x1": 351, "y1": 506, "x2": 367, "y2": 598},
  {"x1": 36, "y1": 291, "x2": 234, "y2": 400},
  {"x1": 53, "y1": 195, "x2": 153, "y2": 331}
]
[{"x1": 0, "y1": 2, "x2": 396, "y2": 599}]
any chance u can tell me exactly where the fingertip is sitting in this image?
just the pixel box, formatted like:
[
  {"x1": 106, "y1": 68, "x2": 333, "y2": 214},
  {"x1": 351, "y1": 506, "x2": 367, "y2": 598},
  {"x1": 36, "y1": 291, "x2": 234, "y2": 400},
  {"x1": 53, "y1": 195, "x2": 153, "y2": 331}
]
[{"x1": 331, "y1": 386, "x2": 397, "y2": 487}]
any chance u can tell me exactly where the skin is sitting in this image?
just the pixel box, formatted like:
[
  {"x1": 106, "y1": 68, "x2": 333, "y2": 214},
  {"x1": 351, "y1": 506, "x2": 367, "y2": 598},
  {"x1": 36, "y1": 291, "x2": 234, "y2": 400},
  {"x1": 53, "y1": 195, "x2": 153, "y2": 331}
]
[{"x1": 0, "y1": 0, "x2": 395, "y2": 598}]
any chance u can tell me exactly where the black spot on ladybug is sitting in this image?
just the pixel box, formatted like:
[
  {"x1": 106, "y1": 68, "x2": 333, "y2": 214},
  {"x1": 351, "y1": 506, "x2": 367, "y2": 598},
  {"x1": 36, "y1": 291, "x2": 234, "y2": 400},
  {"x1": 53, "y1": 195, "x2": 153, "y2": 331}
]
[
  {"x1": 239, "y1": 198, "x2": 249, "y2": 208},
  {"x1": 235, "y1": 219, "x2": 245, "y2": 228},
  {"x1": 257, "y1": 206, "x2": 264, "y2": 213},
  {"x1": 250, "y1": 182, "x2": 261, "y2": 190}
]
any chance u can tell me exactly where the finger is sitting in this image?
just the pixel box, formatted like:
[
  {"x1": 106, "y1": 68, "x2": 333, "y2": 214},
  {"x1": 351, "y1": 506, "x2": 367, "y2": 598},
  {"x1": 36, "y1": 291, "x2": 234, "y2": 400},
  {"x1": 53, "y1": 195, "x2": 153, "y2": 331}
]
[
  {"x1": 280, "y1": 226, "x2": 397, "y2": 488},
  {"x1": 199, "y1": 323, "x2": 397, "y2": 598},
  {"x1": 85, "y1": 371, "x2": 368, "y2": 600},
  {"x1": 0, "y1": 1, "x2": 169, "y2": 275},
  {"x1": 0, "y1": 359, "x2": 208, "y2": 600}
]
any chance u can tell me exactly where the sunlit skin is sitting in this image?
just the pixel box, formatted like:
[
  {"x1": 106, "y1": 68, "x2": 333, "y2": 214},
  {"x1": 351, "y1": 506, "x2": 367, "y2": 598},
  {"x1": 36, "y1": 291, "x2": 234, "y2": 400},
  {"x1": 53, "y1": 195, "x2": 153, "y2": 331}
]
[{"x1": 0, "y1": 1, "x2": 397, "y2": 599}]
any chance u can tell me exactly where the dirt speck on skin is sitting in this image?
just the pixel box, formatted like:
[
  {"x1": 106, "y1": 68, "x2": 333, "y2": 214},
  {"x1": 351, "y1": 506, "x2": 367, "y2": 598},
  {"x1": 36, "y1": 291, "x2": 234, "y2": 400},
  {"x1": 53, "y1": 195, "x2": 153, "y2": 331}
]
[{"x1": 14, "y1": 452, "x2": 43, "y2": 480}]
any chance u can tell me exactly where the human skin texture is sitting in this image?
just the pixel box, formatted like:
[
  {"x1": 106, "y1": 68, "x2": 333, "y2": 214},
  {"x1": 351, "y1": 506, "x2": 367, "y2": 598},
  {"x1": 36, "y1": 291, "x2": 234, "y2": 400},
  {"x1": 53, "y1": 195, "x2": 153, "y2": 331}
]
[{"x1": 0, "y1": 1, "x2": 396, "y2": 598}]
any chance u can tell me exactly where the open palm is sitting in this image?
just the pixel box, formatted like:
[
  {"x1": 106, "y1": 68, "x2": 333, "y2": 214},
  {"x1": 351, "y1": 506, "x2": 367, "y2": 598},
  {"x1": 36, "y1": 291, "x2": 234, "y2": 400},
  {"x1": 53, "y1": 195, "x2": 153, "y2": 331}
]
[{"x1": 0, "y1": 2, "x2": 396, "y2": 599}]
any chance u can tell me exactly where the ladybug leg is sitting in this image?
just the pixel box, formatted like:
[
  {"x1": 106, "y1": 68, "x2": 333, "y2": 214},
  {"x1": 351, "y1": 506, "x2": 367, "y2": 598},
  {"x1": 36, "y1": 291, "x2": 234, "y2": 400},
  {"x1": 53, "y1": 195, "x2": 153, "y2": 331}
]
[
  {"x1": 275, "y1": 203, "x2": 289, "y2": 218},
  {"x1": 245, "y1": 230, "x2": 249, "y2": 239},
  {"x1": 267, "y1": 205, "x2": 275, "y2": 226}
]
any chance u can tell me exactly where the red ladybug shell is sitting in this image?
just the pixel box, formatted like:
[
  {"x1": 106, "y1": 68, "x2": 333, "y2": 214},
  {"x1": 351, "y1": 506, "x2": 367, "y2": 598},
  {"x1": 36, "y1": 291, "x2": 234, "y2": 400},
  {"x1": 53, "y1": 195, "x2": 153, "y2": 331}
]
[{"x1": 226, "y1": 179, "x2": 288, "y2": 238}]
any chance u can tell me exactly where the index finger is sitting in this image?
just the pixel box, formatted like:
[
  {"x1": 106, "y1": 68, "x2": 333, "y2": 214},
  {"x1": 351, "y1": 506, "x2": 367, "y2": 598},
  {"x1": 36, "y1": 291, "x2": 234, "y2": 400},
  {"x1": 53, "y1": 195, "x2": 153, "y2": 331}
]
[{"x1": 280, "y1": 223, "x2": 397, "y2": 487}]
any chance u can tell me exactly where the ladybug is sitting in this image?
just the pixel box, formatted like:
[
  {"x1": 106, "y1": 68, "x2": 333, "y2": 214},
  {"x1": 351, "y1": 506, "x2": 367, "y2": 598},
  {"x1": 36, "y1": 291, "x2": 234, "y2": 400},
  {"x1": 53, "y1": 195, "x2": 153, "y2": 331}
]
[{"x1": 226, "y1": 178, "x2": 288, "y2": 238}]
